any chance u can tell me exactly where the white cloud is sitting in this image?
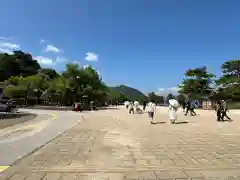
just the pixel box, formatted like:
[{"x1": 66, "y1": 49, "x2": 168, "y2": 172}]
[
  {"x1": 85, "y1": 52, "x2": 99, "y2": 61},
  {"x1": 0, "y1": 39, "x2": 20, "y2": 54},
  {"x1": 0, "y1": 48, "x2": 14, "y2": 54},
  {"x1": 34, "y1": 56, "x2": 69, "y2": 66},
  {"x1": 0, "y1": 37, "x2": 12, "y2": 41},
  {"x1": 40, "y1": 39, "x2": 45, "y2": 44},
  {"x1": 45, "y1": 44, "x2": 61, "y2": 53},
  {"x1": 34, "y1": 56, "x2": 55, "y2": 65},
  {"x1": 56, "y1": 56, "x2": 67, "y2": 63},
  {"x1": 155, "y1": 87, "x2": 180, "y2": 97},
  {"x1": 0, "y1": 42, "x2": 20, "y2": 50}
]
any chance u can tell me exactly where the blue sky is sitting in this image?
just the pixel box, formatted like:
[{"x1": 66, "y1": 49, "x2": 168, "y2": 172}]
[{"x1": 0, "y1": 0, "x2": 240, "y2": 95}]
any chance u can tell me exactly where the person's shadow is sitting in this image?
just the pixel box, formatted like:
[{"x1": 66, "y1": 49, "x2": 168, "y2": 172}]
[
  {"x1": 222, "y1": 118, "x2": 233, "y2": 122},
  {"x1": 175, "y1": 121, "x2": 188, "y2": 124},
  {"x1": 154, "y1": 122, "x2": 166, "y2": 124}
]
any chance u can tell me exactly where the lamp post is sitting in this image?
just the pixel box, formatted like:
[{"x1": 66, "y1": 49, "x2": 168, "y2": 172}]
[{"x1": 75, "y1": 76, "x2": 80, "y2": 102}]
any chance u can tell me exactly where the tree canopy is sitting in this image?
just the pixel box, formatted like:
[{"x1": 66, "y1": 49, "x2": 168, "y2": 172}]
[
  {"x1": 0, "y1": 50, "x2": 147, "y2": 105},
  {"x1": 0, "y1": 51, "x2": 41, "y2": 81},
  {"x1": 176, "y1": 94, "x2": 187, "y2": 105},
  {"x1": 148, "y1": 92, "x2": 164, "y2": 104},
  {"x1": 215, "y1": 60, "x2": 240, "y2": 100},
  {"x1": 178, "y1": 66, "x2": 215, "y2": 99},
  {"x1": 166, "y1": 93, "x2": 175, "y2": 103},
  {"x1": 3, "y1": 63, "x2": 110, "y2": 105},
  {"x1": 1, "y1": 50, "x2": 240, "y2": 105}
]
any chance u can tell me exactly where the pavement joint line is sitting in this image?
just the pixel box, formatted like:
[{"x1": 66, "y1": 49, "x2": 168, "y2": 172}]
[
  {"x1": 32, "y1": 165, "x2": 240, "y2": 173},
  {"x1": 0, "y1": 166, "x2": 9, "y2": 172}
]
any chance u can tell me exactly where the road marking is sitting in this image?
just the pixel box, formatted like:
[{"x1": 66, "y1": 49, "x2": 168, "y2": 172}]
[
  {"x1": 23, "y1": 124, "x2": 37, "y2": 129},
  {"x1": 0, "y1": 166, "x2": 9, "y2": 172},
  {"x1": 22, "y1": 113, "x2": 57, "y2": 130}
]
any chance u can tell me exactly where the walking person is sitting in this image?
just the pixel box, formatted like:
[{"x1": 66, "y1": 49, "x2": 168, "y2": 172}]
[
  {"x1": 182, "y1": 100, "x2": 187, "y2": 112},
  {"x1": 168, "y1": 95, "x2": 180, "y2": 124},
  {"x1": 146, "y1": 101, "x2": 156, "y2": 124},
  {"x1": 143, "y1": 101, "x2": 147, "y2": 111},
  {"x1": 216, "y1": 100, "x2": 222, "y2": 121},
  {"x1": 221, "y1": 100, "x2": 231, "y2": 121},
  {"x1": 134, "y1": 100, "x2": 142, "y2": 114},
  {"x1": 184, "y1": 99, "x2": 191, "y2": 116},
  {"x1": 190, "y1": 100, "x2": 197, "y2": 116},
  {"x1": 185, "y1": 99, "x2": 196, "y2": 116},
  {"x1": 124, "y1": 101, "x2": 129, "y2": 109},
  {"x1": 128, "y1": 102, "x2": 134, "y2": 114},
  {"x1": 74, "y1": 102, "x2": 78, "y2": 112}
]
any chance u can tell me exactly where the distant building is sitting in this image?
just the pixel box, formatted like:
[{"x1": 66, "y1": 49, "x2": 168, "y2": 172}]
[{"x1": 201, "y1": 95, "x2": 216, "y2": 110}]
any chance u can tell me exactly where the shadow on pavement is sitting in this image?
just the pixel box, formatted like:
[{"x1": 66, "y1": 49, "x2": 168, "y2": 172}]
[
  {"x1": 175, "y1": 121, "x2": 188, "y2": 124},
  {"x1": 0, "y1": 113, "x2": 37, "y2": 129},
  {"x1": 97, "y1": 107, "x2": 119, "y2": 110},
  {"x1": 0, "y1": 113, "x2": 36, "y2": 120},
  {"x1": 222, "y1": 119, "x2": 234, "y2": 122},
  {"x1": 154, "y1": 122, "x2": 166, "y2": 124}
]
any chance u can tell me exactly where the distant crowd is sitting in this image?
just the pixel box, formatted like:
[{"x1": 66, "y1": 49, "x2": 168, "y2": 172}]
[{"x1": 124, "y1": 96, "x2": 231, "y2": 124}]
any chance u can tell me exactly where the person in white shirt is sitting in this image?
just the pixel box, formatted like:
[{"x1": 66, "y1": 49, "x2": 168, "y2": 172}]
[
  {"x1": 147, "y1": 101, "x2": 156, "y2": 124},
  {"x1": 124, "y1": 101, "x2": 130, "y2": 109},
  {"x1": 168, "y1": 95, "x2": 180, "y2": 124},
  {"x1": 134, "y1": 100, "x2": 142, "y2": 113}
]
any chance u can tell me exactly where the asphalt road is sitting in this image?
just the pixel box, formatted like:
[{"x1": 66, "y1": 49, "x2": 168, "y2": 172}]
[
  {"x1": 0, "y1": 109, "x2": 84, "y2": 166},
  {"x1": 0, "y1": 112, "x2": 37, "y2": 129}
]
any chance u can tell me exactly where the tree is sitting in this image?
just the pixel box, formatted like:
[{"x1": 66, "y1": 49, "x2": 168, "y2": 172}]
[
  {"x1": 216, "y1": 60, "x2": 240, "y2": 100},
  {"x1": 45, "y1": 77, "x2": 69, "y2": 104},
  {"x1": 178, "y1": 66, "x2": 215, "y2": 99},
  {"x1": 166, "y1": 93, "x2": 175, "y2": 103},
  {"x1": 176, "y1": 94, "x2": 187, "y2": 105},
  {"x1": 28, "y1": 74, "x2": 49, "y2": 103},
  {"x1": 38, "y1": 68, "x2": 59, "y2": 79},
  {"x1": 2, "y1": 50, "x2": 149, "y2": 106},
  {"x1": 3, "y1": 85, "x2": 26, "y2": 98},
  {"x1": 148, "y1": 92, "x2": 164, "y2": 104},
  {"x1": 0, "y1": 51, "x2": 41, "y2": 81},
  {"x1": 58, "y1": 63, "x2": 108, "y2": 103},
  {"x1": 4, "y1": 74, "x2": 48, "y2": 104}
]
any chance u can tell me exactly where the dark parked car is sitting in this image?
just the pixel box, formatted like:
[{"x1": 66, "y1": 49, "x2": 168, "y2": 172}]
[{"x1": 0, "y1": 100, "x2": 18, "y2": 112}]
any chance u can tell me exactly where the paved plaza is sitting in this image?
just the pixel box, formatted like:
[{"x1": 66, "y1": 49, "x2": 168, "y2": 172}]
[{"x1": 1, "y1": 107, "x2": 240, "y2": 179}]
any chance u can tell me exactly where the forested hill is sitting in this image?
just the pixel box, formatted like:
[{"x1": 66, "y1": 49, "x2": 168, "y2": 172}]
[{"x1": 110, "y1": 85, "x2": 148, "y2": 101}]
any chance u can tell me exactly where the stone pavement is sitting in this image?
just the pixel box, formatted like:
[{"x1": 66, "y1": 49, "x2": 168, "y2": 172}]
[{"x1": 1, "y1": 107, "x2": 240, "y2": 179}]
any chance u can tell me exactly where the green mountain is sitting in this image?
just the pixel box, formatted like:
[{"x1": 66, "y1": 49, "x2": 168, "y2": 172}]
[{"x1": 110, "y1": 85, "x2": 148, "y2": 101}]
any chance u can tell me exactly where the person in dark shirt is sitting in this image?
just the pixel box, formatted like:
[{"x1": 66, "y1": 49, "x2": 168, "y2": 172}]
[
  {"x1": 190, "y1": 100, "x2": 197, "y2": 116},
  {"x1": 216, "y1": 100, "x2": 222, "y2": 121},
  {"x1": 184, "y1": 99, "x2": 196, "y2": 116},
  {"x1": 143, "y1": 101, "x2": 147, "y2": 111},
  {"x1": 182, "y1": 100, "x2": 187, "y2": 112},
  {"x1": 221, "y1": 100, "x2": 231, "y2": 121}
]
